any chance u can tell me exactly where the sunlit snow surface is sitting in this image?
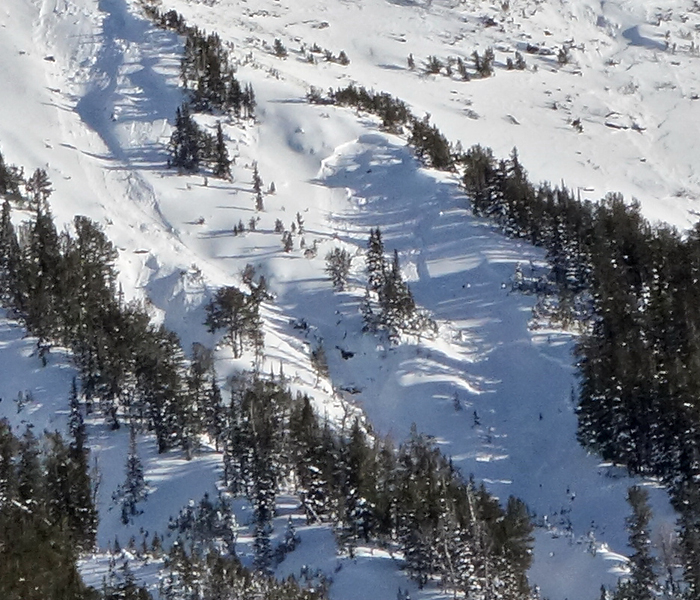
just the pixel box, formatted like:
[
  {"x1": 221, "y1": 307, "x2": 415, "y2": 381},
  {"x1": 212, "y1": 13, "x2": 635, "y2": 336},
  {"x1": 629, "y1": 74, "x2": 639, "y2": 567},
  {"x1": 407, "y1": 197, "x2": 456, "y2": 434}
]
[{"x1": 0, "y1": 0, "x2": 695, "y2": 597}]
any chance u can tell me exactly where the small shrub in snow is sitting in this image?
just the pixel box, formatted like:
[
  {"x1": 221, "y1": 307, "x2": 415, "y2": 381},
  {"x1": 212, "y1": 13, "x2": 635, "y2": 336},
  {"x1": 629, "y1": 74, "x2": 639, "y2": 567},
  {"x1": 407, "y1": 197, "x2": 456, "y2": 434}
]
[{"x1": 273, "y1": 38, "x2": 288, "y2": 58}]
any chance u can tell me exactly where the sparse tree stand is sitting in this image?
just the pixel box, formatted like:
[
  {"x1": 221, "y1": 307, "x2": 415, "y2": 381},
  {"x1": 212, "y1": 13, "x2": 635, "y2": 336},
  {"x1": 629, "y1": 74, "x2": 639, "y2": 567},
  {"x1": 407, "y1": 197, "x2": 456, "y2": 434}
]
[{"x1": 473, "y1": 47, "x2": 495, "y2": 78}]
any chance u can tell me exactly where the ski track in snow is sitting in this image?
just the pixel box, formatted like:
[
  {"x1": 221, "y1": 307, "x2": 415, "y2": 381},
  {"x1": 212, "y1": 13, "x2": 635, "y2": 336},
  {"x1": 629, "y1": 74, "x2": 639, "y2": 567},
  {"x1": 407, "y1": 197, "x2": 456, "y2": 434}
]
[{"x1": 1, "y1": 0, "x2": 695, "y2": 598}]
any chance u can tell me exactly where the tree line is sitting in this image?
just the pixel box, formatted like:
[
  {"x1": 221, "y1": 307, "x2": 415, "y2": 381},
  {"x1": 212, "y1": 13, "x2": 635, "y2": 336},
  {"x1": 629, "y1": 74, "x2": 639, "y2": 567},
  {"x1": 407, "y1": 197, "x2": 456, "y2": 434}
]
[
  {"x1": 0, "y1": 418, "x2": 99, "y2": 599},
  {"x1": 0, "y1": 159, "x2": 260, "y2": 459},
  {"x1": 218, "y1": 372, "x2": 533, "y2": 599}
]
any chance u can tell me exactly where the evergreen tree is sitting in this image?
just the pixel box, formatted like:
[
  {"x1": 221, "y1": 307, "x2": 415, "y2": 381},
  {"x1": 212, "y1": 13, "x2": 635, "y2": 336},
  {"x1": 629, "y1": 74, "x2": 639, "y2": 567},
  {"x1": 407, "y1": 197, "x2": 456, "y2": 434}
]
[
  {"x1": 44, "y1": 431, "x2": 97, "y2": 551},
  {"x1": 325, "y1": 247, "x2": 352, "y2": 291},
  {"x1": 118, "y1": 425, "x2": 148, "y2": 524},
  {"x1": 0, "y1": 420, "x2": 18, "y2": 506},
  {"x1": 252, "y1": 161, "x2": 264, "y2": 211},
  {"x1": 25, "y1": 168, "x2": 53, "y2": 213},
  {"x1": 614, "y1": 486, "x2": 657, "y2": 600},
  {"x1": 678, "y1": 482, "x2": 700, "y2": 597},
  {"x1": 69, "y1": 377, "x2": 87, "y2": 454},
  {"x1": 17, "y1": 427, "x2": 44, "y2": 508},
  {"x1": 205, "y1": 285, "x2": 263, "y2": 359},
  {"x1": 366, "y1": 228, "x2": 386, "y2": 294},
  {"x1": 0, "y1": 199, "x2": 21, "y2": 308},
  {"x1": 242, "y1": 83, "x2": 256, "y2": 118},
  {"x1": 18, "y1": 203, "x2": 62, "y2": 351},
  {"x1": 273, "y1": 38, "x2": 288, "y2": 58},
  {"x1": 169, "y1": 103, "x2": 203, "y2": 172},
  {"x1": 212, "y1": 122, "x2": 231, "y2": 180},
  {"x1": 0, "y1": 149, "x2": 24, "y2": 200},
  {"x1": 381, "y1": 249, "x2": 416, "y2": 337}
]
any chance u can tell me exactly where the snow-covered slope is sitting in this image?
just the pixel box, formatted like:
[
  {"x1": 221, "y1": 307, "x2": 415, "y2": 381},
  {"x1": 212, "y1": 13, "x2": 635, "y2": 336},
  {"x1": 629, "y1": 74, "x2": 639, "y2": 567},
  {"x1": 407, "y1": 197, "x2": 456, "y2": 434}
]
[{"x1": 1, "y1": 0, "x2": 696, "y2": 598}]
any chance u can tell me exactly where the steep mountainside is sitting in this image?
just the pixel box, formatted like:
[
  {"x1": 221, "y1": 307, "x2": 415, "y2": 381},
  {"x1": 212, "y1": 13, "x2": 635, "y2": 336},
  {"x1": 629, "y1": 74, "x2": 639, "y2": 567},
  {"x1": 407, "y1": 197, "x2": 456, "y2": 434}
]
[{"x1": 1, "y1": 0, "x2": 698, "y2": 598}]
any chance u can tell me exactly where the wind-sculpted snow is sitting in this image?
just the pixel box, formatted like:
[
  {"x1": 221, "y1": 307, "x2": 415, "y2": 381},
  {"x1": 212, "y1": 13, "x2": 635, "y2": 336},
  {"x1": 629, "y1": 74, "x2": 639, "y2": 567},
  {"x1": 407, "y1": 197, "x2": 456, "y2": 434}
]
[
  {"x1": 0, "y1": 0, "x2": 695, "y2": 598},
  {"x1": 314, "y1": 135, "x2": 675, "y2": 598}
]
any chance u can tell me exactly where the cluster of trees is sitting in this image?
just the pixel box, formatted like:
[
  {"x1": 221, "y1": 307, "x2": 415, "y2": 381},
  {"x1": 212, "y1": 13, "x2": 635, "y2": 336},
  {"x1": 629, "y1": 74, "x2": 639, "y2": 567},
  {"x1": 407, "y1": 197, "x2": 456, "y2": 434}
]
[
  {"x1": 161, "y1": 543, "x2": 327, "y2": 600},
  {"x1": 324, "y1": 85, "x2": 411, "y2": 133},
  {"x1": 144, "y1": 5, "x2": 256, "y2": 116},
  {"x1": 167, "y1": 492, "x2": 238, "y2": 557},
  {"x1": 420, "y1": 48, "x2": 524, "y2": 79},
  {"x1": 321, "y1": 86, "x2": 453, "y2": 169},
  {"x1": 361, "y1": 228, "x2": 434, "y2": 341},
  {"x1": 204, "y1": 281, "x2": 266, "y2": 360},
  {"x1": 0, "y1": 179, "x2": 231, "y2": 457},
  {"x1": 143, "y1": 6, "x2": 255, "y2": 176},
  {"x1": 169, "y1": 108, "x2": 232, "y2": 177},
  {"x1": 300, "y1": 42, "x2": 350, "y2": 66},
  {"x1": 0, "y1": 419, "x2": 98, "y2": 599},
  {"x1": 180, "y1": 28, "x2": 255, "y2": 116},
  {"x1": 458, "y1": 144, "x2": 700, "y2": 594},
  {"x1": 320, "y1": 80, "x2": 700, "y2": 508},
  {"x1": 217, "y1": 373, "x2": 533, "y2": 598}
]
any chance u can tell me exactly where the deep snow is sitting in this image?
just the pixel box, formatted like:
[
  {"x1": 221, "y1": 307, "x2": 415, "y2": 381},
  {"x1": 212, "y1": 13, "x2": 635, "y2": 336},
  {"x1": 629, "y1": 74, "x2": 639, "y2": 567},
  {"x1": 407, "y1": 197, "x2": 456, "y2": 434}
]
[{"x1": 1, "y1": 0, "x2": 696, "y2": 598}]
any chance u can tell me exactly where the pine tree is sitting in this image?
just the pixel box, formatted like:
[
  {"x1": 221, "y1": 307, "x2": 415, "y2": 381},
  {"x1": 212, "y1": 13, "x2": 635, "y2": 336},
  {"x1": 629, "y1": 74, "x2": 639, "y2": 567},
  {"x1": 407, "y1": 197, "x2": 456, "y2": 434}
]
[
  {"x1": 252, "y1": 161, "x2": 264, "y2": 211},
  {"x1": 366, "y1": 228, "x2": 386, "y2": 294},
  {"x1": 381, "y1": 249, "x2": 416, "y2": 337},
  {"x1": 44, "y1": 431, "x2": 97, "y2": 550},
  {"x1": 212, "y1": 122, "x2": 232, "y2": 180},
  {"x1": 169, "y1": 103, "x2": 203, "y2": 172},
  {"x1": 119, "y1": 425, "x2": 148, "y2": 524},
  {"x1": 678, "y1": 482, "x2": 700, "y2": 597},
  {"x1": 25, "y1": 167, "x2": 53, "y2": 213},
  {"x1": 242, "y1": 83, "x2": 256, "y2": 118},
  {"x1": 17, "y1": 427, "x2": 44, "y2": 508},
  {"x1": 273, "y1": 38, "x2": 288, "y2": 58},
  {"x1": 282, "y1": 230, "x2": 294, "y2": 252},
  {"x1": 253, "y1": 516, "x2": 273, "y2": 573},
  {"x1": 0, "y1": 420, "x2": 18, "y2": 506},
  {"x1": 0, "y1": 199, "x2": 22, "y2": 308},
  {"x1": 0, "y1": 149, "x2": 24, "y2": 200},
  {"x1": 325, "y1": 247, "x2": 352, "y2": 291},
  {"x1": 310, "y1": 342, "x2": 329, "y2": 386},
  {"x1": 19, "y1": 203, "x2": 62, "y2": 349},
  {"x1": 69, "y1": 377, "x2": 87, "y2": 454},
  {"x1": 614, "y1": 486, "x2": 657, "y2": 600}
]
